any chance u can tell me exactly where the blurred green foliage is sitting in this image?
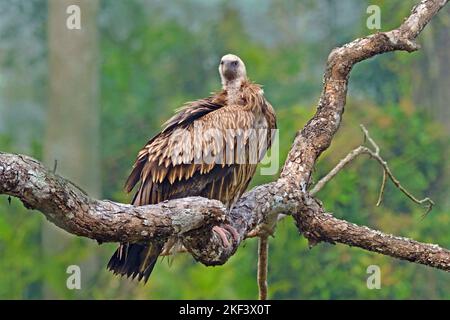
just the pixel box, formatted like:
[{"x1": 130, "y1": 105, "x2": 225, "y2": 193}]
[{"x1": 0, "y1": 0, "x2": 448, "y2": 299}]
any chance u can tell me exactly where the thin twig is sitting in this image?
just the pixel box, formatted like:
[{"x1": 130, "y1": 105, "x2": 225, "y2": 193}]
[
  {"x1": 257, "y1": 236, "x2": 269, "y2": 300},
  {"x1": 311, "y1": 125, "x2": 434, "y2": 215}
]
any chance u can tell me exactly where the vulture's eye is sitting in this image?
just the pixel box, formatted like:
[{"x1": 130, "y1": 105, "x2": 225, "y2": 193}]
[
  {"x1": 232, "y1": 60, "x2": 238, "y2": 66},
  {"x1": 220, "y1": 61, "x2": 224, "y2": 65}
]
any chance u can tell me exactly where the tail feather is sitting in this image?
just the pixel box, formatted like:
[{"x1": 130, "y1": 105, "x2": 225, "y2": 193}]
[{"x1": 107, "y1": 243, "x2": 163, "y2": 284}]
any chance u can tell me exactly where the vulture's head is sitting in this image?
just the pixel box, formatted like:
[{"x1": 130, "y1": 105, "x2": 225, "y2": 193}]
[{"x1": 219, "y1": 54, "x2": 247, "y2": 86}]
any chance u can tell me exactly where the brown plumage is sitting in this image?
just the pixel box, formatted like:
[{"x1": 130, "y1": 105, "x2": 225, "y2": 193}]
[{"x1": 107, "y1": 54, "x2": 277, "y2": 283}]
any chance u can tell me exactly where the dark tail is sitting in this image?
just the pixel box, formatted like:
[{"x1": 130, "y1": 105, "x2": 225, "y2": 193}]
[{"x1": 107, "y1": 242, "x2": 163, "y2": 284}]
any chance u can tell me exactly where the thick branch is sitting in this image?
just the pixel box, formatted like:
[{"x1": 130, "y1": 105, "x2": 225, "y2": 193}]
[
  {"x1": 310, "y1": 125, "x2": 435, "y2": 215},
  {"x1": 3, "y1": 151, "x2": 449, "y2": 271},
  {"x1": 280, "y1": 0, "x2": 448, "y2": 188}
]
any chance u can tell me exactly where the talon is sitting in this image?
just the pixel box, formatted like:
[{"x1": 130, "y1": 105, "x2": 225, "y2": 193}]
[{"x1": 212, "y1": 226, "x2": 231, "y2": 247}]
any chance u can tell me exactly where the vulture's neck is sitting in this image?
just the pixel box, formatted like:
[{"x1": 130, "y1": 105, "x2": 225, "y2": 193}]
[{"x1": 223, "y1": 78, "x2": 246, "y2": 105}]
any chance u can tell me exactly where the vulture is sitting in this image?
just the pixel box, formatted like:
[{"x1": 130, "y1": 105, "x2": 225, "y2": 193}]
[{"x1": 107, "y1": 54, "x2": 277, "y2": 283}]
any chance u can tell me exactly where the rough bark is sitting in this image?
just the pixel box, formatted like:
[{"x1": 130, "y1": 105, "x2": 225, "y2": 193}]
[
  {"x1": 0, "y1": 0, "x2": 449, "y2": 272},
  {"x1": 258, "y1": 236, "x2": 269, "y2": 300}
]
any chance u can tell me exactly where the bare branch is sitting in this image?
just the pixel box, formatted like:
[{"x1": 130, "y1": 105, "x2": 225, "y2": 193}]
[
  {"x1": 281, "y1": 0, "x2": 448, "y2": 189},
  {"x1": 362, "y1": 125, "x2": 435, "y2": 214},
  {"x1": 258, "y1": 236, "x2": 269, "y2": 300},
  {"x1": 0, "y1": 0, "x2": 448, "y2": 280},
  {"x1": 360, "y1": 124, "x2": 380, "y2": 155},
  {"x1": 293, "y1": 198, "x2": 450, "y2": 271},
  {"x1": 372, "y1": 155, "x2": 435, "y2": 215},
  {"x1": 0, "y1": 150, "x2": 448, "y2": 272},
  {"x1": 376, "y1": 169, "x2": 387, "y2": 207},
  {"x1": 310, "y1": 125, "x2": 434, "y2": 213},
  {"x1": 0, "y1": 153, "x2": 227, "y2": 243},
  {"x1": 0, "y1": 152, "x2": 295, "y2": 266},
  {"x1": 310, "y1": 145, "x2": 367, "y2": 196}
]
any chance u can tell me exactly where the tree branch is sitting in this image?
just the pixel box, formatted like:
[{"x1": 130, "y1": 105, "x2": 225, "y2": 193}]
[
  {"x1": 281, "y1": 0, "x2": 448, "y2": 187},
  {"x1": 310, "y1": 125, "x2": 435, "y2": 215}
]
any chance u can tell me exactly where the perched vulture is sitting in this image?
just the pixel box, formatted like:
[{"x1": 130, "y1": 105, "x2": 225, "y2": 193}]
[{"x1": 107, "y1": 54, "x2": 277, "y2": 283}]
